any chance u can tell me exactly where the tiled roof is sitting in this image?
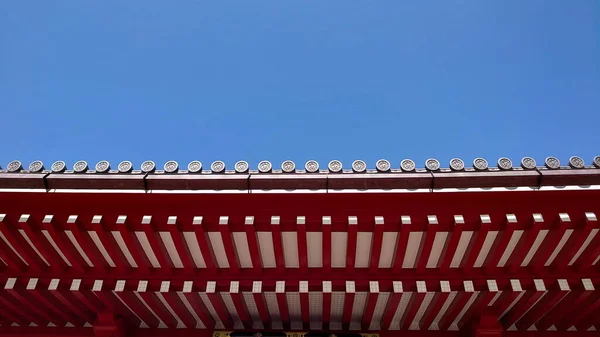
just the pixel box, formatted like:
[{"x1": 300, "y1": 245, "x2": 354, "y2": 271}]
[{"x1": 0, "y1": 156, "x2": 599, "y2": 191}]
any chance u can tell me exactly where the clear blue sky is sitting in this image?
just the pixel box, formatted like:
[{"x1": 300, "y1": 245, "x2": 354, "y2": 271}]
[{"x1": 1, "y1": 1, "x2": 599, "y2": 170}]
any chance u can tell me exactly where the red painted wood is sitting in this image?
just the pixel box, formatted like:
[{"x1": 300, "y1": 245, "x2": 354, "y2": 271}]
[
  {"x1": 361, "y1": 291, "x2": 379, "y2": 330},
  {"x1": 181, "y1": 291, "x2": 216, "y2": 329},
  {"x1": 40, "y1": 219, "x2": 86, "y2": 273},
  {"x1": 161, "y1": 291, "x2": 198, "y2": 329},
  {"x1": 0, "y1": 217, "x2": 44, "y2": 272},
  {"x1": 230, "y1": 291, "x2": 251, "y2": 329},
  {"x1": 90, "y1": 223, "x2": 128, "y2": 273},
  {"x1": 137, "y1": 289, "x2": 178, "y2": 328},
  {"x1": 207, "y1": 291, "x2": 232, "y2": 328},
  {"x1": 507, "y1": 218, "x2": 543, "y2": 273},
  {"x1": 402, "y1": 291, "x2": 426, "y2": 330},
  {"x1": 141, "y1": 223, "x2": 173, "y2": 272},
  {"x1": 322, "y1": 290, "x2": 332, "y2": 330},
  {"x1": 529, "y1": 217, "x2": 569, "y2": 273},
  {"x1": 416, "y1": 224, "x2": 437, "y2": 273},
  {"x1": 341, "y1": 291, "x2": 355, "y2": 330},
  {"x1": 4, "y1": 280, "x2": 55, "y2": 326},
  {"x1": 166, "y1": 224, "x2": 195, "y2": 272},
  {"x1": 275, "y1": 290, "x2": 290, "y2": 330},
  {"x1": 322, "y1": 223, "x2": 332, "y2": 274},
  {"x1": 485, "y1": 220, "x2": 517, "y2": 274},
  {"x1": 552, "y1": 217, "x2": 597, "y2": 272},
  {"x1": 439, "y1": 219, "x2": 463, "y2": 274},
  {"x1": 503, "y1": 287, "x2": 547, "y2": 328},
  {"x1": 192, "y1": 225, "x2": 217, "y2": 274},
  {"x1": 458, "y1": 290, "x2": 497, "y2": 330},
  {"x1": 421, "y1": 291, "x2": 451, "y2": 330},
  {"x1": 574, "y1": 292, "x2": 600, "y2": 330},
  {"x1": 113, "y1": 290, "x2": 160, "y2": 328},
  {"x1": 271, "y1": 223, "x2": 286, "y2": 273},
  {"x1": 47, "y1": 283, "x2": 96, "y2": 325},
  {"x1": 297, "y1": 222, "x2": 308, "y2": 274},
  {"x1": 252, "y1": 291, "x2": 270, "y2": 329},
  {"x1": 299, "y1": 290, "x2": 310, "y2": 329},
  {"x1": 218, "y1": 222, "x2": 240, "y2": 274},
  {"x1": 0, "y1": 285, "x2": 46, "y2": 326},
  {"x1": 244, "y1": 222, "x2": 263, "y2": 272},
  {"x1": 438, "y1": 291, "x2": 470, "y2": 331},
  {"x1": 68, "y1": 218, "x2": 107, "y2": 271},
  {"x1": 369, "y1": 223, "x2": 384, "y2": 272},
  {"x1": 18, "y1": 217, "x2": 64, "y2": 272},
  {"x1": 27, "y1": 280, "x2": 77, "y2": 326},
  {"x1": 346, "y1": 225, "x2": 357, "y2": 273},
  {"x1": 462, "y1": 222, "x2": 490, "y2": 272},
  {"x1": 516, "y1": 281, "x2": 570, "y2": 330},
  {"x1": 393, "y1": 222, "x2": 411, "y2": 273}
]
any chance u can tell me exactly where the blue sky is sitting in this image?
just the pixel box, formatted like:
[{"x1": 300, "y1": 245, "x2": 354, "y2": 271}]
[{"x1": 1, "y1": 1, "x2": 599, "y2": 171}]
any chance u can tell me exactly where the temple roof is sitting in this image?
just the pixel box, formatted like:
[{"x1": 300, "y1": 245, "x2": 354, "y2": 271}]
[{"x1": 0, "y1": 156, "x2": 599, "y2": 191}]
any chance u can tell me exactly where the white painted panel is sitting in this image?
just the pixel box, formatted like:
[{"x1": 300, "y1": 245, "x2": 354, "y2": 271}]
[
  {"x1": 331, "y1": 232, "x2": 348, "y2": 268},
  {"x1": 403, "y1": 232, "x2": 423, "y2": 268},
  {"x1": 409, "y1": 292, "x2": 435, "y2": 330},
  {"x1": 474, "y1": 231, "x2": 499, "y2": 268},
  {"x1": 545, "y1": 229, "x2": 573, "y2": 266},
  {"x1": 182, "y1": 232, "x2": 206, "y2": 268},
  {"x1": 427, "y1": 232, "x2": 449, "y2": 268},
  {"x1": 350, "y1": 292, "x2": 368, "y2": 330},
  {"x1": 243, "y1": 292, "x2": 263, "y2": 329},
  {"x1": 390, "y1": 292, "x2": 412, "y2": 330},
  {"x1": 309, "y1": 292, "x2": 323, "y2": 330},
  {"x1": 521, "y1": 230, "x2": 549, "y2": 266},
  {"x1": 569, "y1": 229, "x2": 599, "y2": 265},
  {"x1": 159, "y1": 232, "x2": 183, "y2": 268},
  {"x1": 221, "y1": 293, "x2": 243, "y2": 329},
  {"x1": 282, "y1": 232, "x2": 299, "y2": 268},
  {"x1": 232, "y1": 232, "x2": 253, "y2": 268},
  {"x1": 330, "y1": 292, "x2": 345, "y2": 329},
  {"x1": 450, "y1": 231, "x2": 473, "y2": 268},
  {"x1": 88, "y1": 231, "x2": 116, "y2": 267},
  {"x1": 368, "y1": 292, "x2": 390, "y2": 331},
  {"x1": 355, "y1": 233, "x2": 373, "y2": 268},
  {"x1": 286, "y1": 292, "x2": 302, "y2": 330},
  {"x1": 207, "y1": 232, "x2": 230, "y2": 268},
  {"x1": 378, "y1": 232, "x2": 398, "y2": 268},
  {"x1": 257, "y1": 232, "x2": 276, "y2": 268},
  {"x1": 134, "y1": 232, "x2": 160, "y2": 268},
  {"x1": 42, "y1": 230, "x2": 71, "y2": 266},
  {"x1": 66, "y1": 230, "x2": 94, "y2": 267},
  {"x1": 498, "y1": 230, "x2": 524, "y2": 267},
  {"x1": 307, "y1": 232, "x2": 323, "y2": 268}
]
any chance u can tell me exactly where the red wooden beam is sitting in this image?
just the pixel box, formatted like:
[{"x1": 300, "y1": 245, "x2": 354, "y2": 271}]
[
  {"x1": 112, "y1": 280, "x2": 160, "y2": 328},
  {"x1": 17, "y1": 215, "x2": 64, "y2": 272},
  {"x1": 361, "y1": 281, "x2": 380, "y2": 330},
  {"x1": 341, "y1": 281, "x2": 356, "y2": 330},
  {"x1": 181, "y1": 281, "x2": 216, "y2": 329},
  {"x1": 4, "y1": 278, "x2": 54, "y2": 326},
  {"x1": 206, "y1": 281, "x2": 233, "y2": 328},
  {"x1": 529, "y1": 214, "x2": 570, "y2": 273},
  {"x1": 346, "y1": 218, "x2": 358, "y2": 273},
  {"x1": 25, "y1": 278, "x2": 78, "y2": 326},
  {"x1": 458, "y1": 280, "x2": 500, "y2": 330},
  {"x1": 507, "y1": 214, "x2": 544, "y2": 273},
  {"x1": 90, "y1": 215, "x2": 128, "y2": 272},
  {"x1": 554, "y1": 279, "x2": 597, "y2": 331},
  {"x1": 245, "y1": 217, "x2": 263, "y2": 272},
  {"x1": 322, "y1": 281, "x2": 332, "y2": 330},
  {"x1": 271, "y1": 217, "x2": 286, "y2": 274},
  {"x1": 417, "y1": 216, "x2": 438, "y2": 274},
  {"x1": 141, "y1": 216, "x2": 173, "y2": 272},
  {"x1": 71, "y1": 279, "x2": 105, "y2": 315},
  {"x1": 402, "y1": 281, "x2": 428, "y2": 330},
  {"x1": 381, "y1": 281, "x2": 403, "y2": 330},
  {"x1": 463, "y1": 215, "x2": 491, "y2": 273},
  {"x1": 0, "y1": 215, "x2": 44, "y2": 272},
  {"x1": 67, "y1": 215, "x2": 107, "y2": 271},
  {"x1": 229, "y1": 281, "x2": 251, "y2": 329},
  {"x1": 438, "y1": 282, "x2": 474, "y2": 331},
  {"x1": 421, "y1": 281, "x2": 452, "y2": 330},
  {"x1": 192, "y1": 217, "x2": 217, "y2": 274},
  {"x1": 165, "y1": 216, "x2": 194, "y2": 272},
  {"x1": 493, "y1": 280, "x2": 525, "y2": 322},
  {"x1": 393, "y1": 216, "x2": 412, "y2": 274},
  {"x1": 99, "y1": 280, "x2": 142, "y2": 328},
  {"x1": 297, "y1": 217, "x2": 308, "y2": 274},
  {"x1": 552, "y1": 213, "x2": 597, "y2": 272},
  {"x1": 136, "y1": 280, "x2": 177, "y2": 328},
  {"x1": 251, "y1": 281, "x2": 270, "y2": 329},
  {"x1": 322, "y1": 217, "x2": 332, "y2": 274},
  {"x1": 218, "y1": 216, "x2": 240, "y2": 274},
  {"x1": 369, "y1": 217, "x2": 385, "y2": 272},
  {"x1": 574, "y1": 214, "x2": 600, "y2": 272},
  {"x1": 0, "y1": 233, "x2": 26, "y2": 273},
  {"x1": 573, "y1": 292, "x2": 600, "y2": 331},
  {"x1": 299, "y1": 281, "x2": 310, "y2": 329},
  {"x1": 159, "y1": 281, "x2": 198, "y2": 329},
  {"x1": 0, "y1": 278, "x2": 46, "y2": 326},
  {"x1": 516, "y1": 279, "x2": 570, "y2": 330},
  {"x1": 47, "y1": 278, "x2": 96, "y2": 325},
  {"x1": 40, "y1": 215, "x2": 86, "y2": 273},
  {"x1": 440, "y1": 216, "x2": 464, "y2": 274},
  {"x1": 503, "y1": 280, "x2": 548, "y2": 328},
  {"x1": 275, "y1": 281, "x2": 290, "y2": 330},
  {"x1": 485, "y1": 215, "x2": 518, "y2": 273}
]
